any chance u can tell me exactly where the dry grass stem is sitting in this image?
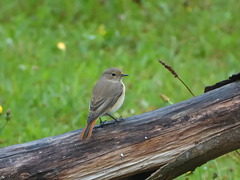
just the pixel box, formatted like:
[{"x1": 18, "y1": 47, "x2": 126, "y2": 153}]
[{"x1": 158, "y1": 59, "x2": 195, "y2": 97}]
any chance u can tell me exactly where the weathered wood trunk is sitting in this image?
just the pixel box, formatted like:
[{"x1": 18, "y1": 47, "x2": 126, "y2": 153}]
[{"x1": 0, "y1": 81, "x2": 239, "y2": 180}]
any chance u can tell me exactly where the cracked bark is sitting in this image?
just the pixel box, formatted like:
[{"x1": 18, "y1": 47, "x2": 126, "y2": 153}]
[{"x1": 0, "y1": 81, "x2": 239, "y2": 180}]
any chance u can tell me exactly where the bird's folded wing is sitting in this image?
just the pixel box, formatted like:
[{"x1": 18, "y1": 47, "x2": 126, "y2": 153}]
[{"x1": 88, "y1": 92, "x2": 122, "y2": 123}]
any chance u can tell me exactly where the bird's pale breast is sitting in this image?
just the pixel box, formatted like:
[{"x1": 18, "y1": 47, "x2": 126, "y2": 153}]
[{"x1": 108, "y1": 82, "x2": 125, "y2": 114}]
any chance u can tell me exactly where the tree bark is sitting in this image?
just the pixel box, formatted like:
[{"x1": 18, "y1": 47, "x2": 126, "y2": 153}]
[{"x1": 0, "y1": 81, "x2": 239, "y2": 180}]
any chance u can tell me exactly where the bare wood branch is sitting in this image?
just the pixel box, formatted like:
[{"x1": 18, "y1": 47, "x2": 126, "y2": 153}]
[{"x1": 0, "y1": 81, "x2": 239, "y2": 180}]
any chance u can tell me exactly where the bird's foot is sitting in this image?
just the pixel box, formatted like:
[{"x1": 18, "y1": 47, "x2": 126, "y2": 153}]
[
  {"x1": 118, "y1": 116, "x2": 124, "y2": 121},
  {"x1": 114, "y1": 116, "x2": 124, "y2": 123},
  {"x1": 99, "y1": 118, "x2": 107, "y2": 127},
  {"x1": 106, "y1": 113, "x2": 124, "y2": 124}
]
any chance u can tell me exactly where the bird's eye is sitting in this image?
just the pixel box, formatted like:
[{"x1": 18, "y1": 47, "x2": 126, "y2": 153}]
[{"x1": 112, "y1": 73, "x2": 116, "y2": 76}]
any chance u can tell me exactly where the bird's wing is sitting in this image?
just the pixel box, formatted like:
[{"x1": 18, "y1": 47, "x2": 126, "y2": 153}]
[{"x1": 87, "y1": 81, "x2": 123, "y2": 123}]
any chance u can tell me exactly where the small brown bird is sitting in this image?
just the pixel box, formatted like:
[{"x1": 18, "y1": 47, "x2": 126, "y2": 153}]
[{"x1": 79, "y1": 68, "x2": 128, "y2": 140}]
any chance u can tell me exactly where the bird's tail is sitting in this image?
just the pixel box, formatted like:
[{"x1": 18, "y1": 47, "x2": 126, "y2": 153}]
[{"x1": 79, "y1": 119, "x2": 97, "y2": 140}]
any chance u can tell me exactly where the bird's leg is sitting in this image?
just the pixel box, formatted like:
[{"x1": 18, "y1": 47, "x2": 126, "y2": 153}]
[
  {"x1": 99, "y1": 117, "x2": 106, "y2": 127},
  {"x1": 106, "y1": 113, "x2": 123, "y2": 123}
]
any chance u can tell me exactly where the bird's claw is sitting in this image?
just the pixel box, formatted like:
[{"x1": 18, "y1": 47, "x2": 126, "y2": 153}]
[
  {"x1": 100, "y1": 119, "x2": 107, "y2": 127},
  {"x1": 114, "y1": 116, "x2": 124, "y2": 123}
]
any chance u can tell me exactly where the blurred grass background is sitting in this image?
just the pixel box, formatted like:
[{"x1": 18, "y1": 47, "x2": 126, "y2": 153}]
[{"x1": 0, "y1": 0, "x2": 239, "y2": 179}]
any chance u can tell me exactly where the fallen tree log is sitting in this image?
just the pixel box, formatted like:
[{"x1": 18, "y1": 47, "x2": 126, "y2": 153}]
[{"x1": 0, "y1": 81, "x2": 239, "y2": 180}]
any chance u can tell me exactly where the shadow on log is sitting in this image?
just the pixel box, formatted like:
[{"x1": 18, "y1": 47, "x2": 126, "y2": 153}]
[{"x1": 0, "y1": 81, "x2": 240, "y2": 180}]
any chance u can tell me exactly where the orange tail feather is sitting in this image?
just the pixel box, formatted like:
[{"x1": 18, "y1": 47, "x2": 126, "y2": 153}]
[{"x1": 79, "y1": 119, "x2": 97, "y2": 140}]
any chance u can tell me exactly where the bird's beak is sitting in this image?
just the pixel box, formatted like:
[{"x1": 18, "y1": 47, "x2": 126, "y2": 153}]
[{"x1": 121, "y1": 74, "x2": 128, "y2": 77}]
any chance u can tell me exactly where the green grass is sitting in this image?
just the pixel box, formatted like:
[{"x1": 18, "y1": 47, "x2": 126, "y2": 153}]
[{"x1": 0, "y1": 0, "x2": 239, "y2": 179}]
